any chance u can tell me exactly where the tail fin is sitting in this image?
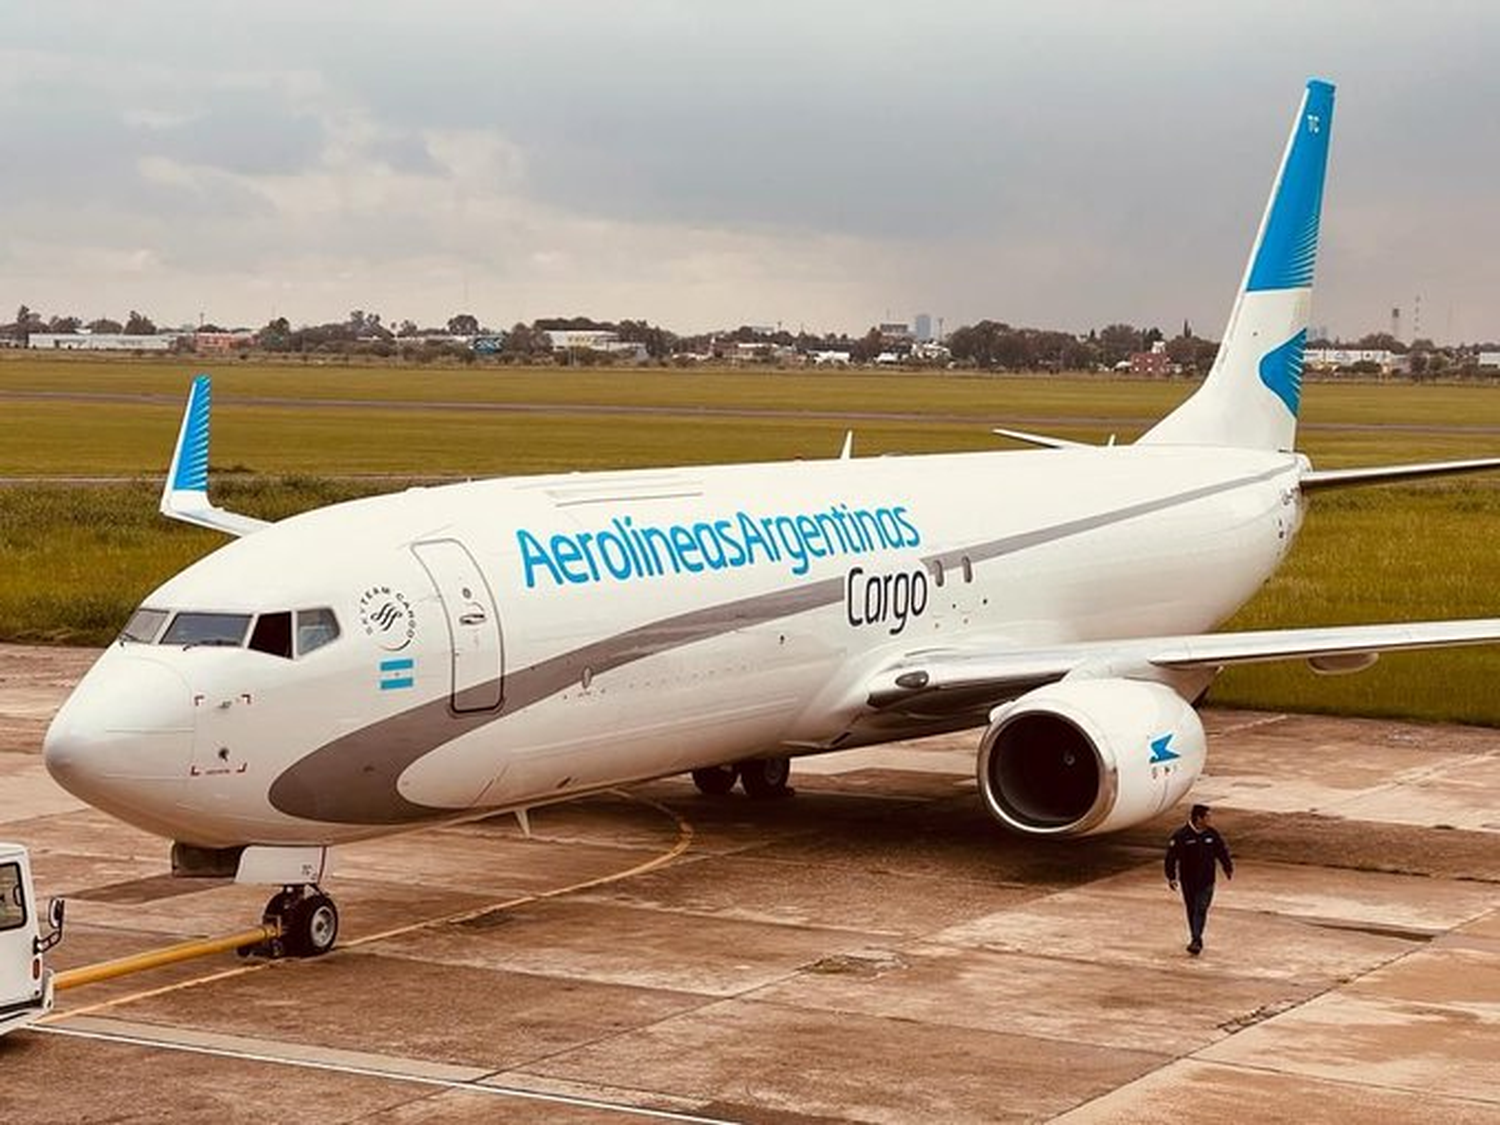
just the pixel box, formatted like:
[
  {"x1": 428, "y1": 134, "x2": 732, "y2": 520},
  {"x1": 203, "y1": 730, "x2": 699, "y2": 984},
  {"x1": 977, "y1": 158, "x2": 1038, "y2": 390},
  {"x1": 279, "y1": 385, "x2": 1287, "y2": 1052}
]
[
  {"x1": 160, "y1": 374, "x2": 269, "y2": 537},
  {"x1": 1140, "y1": 79, "x2": 1335, "y2": 451}
]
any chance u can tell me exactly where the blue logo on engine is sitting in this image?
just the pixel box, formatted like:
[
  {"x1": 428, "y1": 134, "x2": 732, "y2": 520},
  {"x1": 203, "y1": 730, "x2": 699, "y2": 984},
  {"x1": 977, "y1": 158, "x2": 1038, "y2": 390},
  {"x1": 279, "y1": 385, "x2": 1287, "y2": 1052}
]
[{"x1": 1149, "y1": 733, "x2": 1180, "y2": 763}]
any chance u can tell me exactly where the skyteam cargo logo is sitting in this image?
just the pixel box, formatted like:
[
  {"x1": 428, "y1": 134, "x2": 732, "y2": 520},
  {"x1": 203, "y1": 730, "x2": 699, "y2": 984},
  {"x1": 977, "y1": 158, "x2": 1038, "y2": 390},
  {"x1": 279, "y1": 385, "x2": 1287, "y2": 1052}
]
[
  {"x1": 518, "y1": 502, "x2": 921, "y2": 589},
  {"x1": 359, "y1": 586, "x2": 416, "y2": 651}
]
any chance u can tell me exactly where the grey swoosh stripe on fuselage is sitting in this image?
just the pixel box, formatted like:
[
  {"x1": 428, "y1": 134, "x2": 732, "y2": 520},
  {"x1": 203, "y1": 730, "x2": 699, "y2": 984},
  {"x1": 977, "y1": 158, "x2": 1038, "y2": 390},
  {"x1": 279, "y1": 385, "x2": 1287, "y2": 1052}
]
[{"x1": 269, "y1": 462, "x2": 1295, "y2": 825}]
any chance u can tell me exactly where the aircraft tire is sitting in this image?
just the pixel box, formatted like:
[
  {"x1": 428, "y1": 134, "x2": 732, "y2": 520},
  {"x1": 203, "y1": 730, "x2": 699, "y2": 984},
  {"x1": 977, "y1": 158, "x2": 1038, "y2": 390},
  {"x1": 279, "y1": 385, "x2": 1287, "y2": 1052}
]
[
  {"x1": 284, "y1": 892, "x2": 339, "y2": 957},
  {"x1": 691, "y1": 764, "x2": 739, "y2": 796},
  {"x1": 739, "y1": 756, "x2": 792, "y2": 799}
]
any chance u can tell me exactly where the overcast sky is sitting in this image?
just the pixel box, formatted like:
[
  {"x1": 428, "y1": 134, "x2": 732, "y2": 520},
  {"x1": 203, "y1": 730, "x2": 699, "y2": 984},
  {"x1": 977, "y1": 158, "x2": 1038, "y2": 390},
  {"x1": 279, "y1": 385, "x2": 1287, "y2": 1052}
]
[{"x1": 5, "y1": 2, "x2": 1500, "y2": 341}]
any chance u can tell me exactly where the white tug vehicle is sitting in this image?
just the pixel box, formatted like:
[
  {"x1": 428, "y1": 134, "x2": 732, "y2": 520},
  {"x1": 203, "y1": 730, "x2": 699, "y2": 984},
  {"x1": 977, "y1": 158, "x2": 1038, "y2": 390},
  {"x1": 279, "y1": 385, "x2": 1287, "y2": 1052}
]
[{"x1": 0, "y1": 843, "x2": 66, "y2": 1037}]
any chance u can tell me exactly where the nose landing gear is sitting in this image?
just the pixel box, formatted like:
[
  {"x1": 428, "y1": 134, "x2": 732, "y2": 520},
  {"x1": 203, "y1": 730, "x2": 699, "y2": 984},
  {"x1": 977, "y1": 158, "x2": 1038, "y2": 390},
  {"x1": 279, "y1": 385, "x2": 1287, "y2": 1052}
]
[{"x1": 244, "y1": 886, "x2": 340, "y2": 959}]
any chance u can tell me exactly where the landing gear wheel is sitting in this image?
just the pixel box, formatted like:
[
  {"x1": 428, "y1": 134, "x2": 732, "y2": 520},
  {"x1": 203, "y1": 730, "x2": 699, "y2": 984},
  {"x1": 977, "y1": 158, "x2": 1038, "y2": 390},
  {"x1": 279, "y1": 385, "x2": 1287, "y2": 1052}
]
[
  {"x1": 738, "y1": 756, "x2": 793, "y2": 800},
  {"x1": 258, "y1": 887, "x2": 339, "y2": 958},
  {"x1": 286, "y1": 893, "x2": 339, "y2": 958},
  {"x1": 691, "y1": 764, "x2": 739, "y2": 796}
]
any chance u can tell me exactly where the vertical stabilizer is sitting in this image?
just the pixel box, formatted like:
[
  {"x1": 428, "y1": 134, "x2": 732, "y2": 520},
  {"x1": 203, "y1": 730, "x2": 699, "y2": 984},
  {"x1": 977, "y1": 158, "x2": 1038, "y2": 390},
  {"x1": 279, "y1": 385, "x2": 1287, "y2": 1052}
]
[
  {"x1": 159, "y1": 374, "x2": 269, "y2": 537},
  {"x1": 1140, "y1": 79, "x2": 1335, "y2": 451}
]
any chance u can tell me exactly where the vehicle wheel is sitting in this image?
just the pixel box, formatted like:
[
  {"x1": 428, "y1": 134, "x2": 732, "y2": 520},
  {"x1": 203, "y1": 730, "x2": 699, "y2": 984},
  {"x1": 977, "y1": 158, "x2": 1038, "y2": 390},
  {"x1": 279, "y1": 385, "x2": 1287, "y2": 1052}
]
[
  {"x1": 739, "y1": 756, "x2": 792, "y2": 799},
  {"x1": 691, "y1": 764, "x2": 739, "y2": 796},
  {"x1": 284, "y1": 892, "x2": 339, "y2": 958}
]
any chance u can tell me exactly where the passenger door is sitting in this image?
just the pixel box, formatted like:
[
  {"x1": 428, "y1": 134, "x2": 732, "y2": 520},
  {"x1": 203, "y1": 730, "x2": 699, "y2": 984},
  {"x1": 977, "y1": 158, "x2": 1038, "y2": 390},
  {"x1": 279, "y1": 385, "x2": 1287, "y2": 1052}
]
[{"x1": 412, "y1": 539, "x2": 504, "y2": 712}]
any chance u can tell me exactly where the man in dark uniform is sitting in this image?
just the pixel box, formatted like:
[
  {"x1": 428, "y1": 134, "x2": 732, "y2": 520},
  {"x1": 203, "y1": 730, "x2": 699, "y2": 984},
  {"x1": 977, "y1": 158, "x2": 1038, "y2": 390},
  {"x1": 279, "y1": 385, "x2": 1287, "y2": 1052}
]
[{"x1": 1165, "y1": 803, "x2": 1233, "y2": 955}]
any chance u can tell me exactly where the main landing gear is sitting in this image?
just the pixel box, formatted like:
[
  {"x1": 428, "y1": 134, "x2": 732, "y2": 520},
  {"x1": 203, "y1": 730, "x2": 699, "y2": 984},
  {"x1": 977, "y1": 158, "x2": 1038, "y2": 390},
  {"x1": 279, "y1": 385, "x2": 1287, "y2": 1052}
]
[
  {"x1": 244, "y1": 886, "x2": 340, "y2": 959},
  {"x1": 691, "y1": 755, "x2": 794, "y2": 800}
]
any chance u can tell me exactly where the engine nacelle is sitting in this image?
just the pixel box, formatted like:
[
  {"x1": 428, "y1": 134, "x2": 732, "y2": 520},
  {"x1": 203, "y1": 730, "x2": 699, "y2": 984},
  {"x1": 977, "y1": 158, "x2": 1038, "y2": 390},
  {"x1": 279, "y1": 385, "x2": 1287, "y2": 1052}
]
[{"x1": 976, "y1": 678, "x2": 1205, "y2": 837}]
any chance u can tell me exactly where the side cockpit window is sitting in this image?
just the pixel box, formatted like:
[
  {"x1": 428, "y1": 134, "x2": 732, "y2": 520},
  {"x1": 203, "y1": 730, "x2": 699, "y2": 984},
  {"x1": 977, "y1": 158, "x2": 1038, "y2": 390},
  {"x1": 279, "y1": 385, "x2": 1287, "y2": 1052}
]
[
  {"x1": 296, "y1": 608, "x2": 341, "y2": 656},
  {"x1": 121, "y1": 607, "x2": 169, "y2": 644},
  {"x1": 249, "y1": 612, "x2": 293, "y2": 659},
  {"x1": 161, "y1": 612, "x2": 252, "y2": 648}
]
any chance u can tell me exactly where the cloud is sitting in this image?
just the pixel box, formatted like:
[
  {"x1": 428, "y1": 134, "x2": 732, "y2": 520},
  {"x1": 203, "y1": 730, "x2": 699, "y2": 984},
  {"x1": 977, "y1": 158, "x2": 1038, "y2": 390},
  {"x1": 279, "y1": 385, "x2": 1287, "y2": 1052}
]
[{"x1": 4, "y1": 3, "x2": 1500, "y2": 339}]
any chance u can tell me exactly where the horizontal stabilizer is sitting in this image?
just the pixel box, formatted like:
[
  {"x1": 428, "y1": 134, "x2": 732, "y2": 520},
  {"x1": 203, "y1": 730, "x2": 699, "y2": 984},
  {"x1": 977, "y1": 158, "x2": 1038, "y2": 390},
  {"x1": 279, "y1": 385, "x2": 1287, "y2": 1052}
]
[
  {"x1": 991, "y1": 428, "x2": 1091, "y2": 450},
  {"x1": 1302, "y1": 456, "x2": 1500, "y2": 490},
  {"x1": 160, "y1": 374, "x2": 270, "y2": 538}
]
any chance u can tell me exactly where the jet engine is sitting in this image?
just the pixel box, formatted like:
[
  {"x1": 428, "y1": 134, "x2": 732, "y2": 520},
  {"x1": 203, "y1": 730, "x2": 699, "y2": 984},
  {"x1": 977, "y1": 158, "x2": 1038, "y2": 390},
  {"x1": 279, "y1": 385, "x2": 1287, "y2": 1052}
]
[{"x1": 976, "y1": 678, "x2": 1205, "y2": 837}]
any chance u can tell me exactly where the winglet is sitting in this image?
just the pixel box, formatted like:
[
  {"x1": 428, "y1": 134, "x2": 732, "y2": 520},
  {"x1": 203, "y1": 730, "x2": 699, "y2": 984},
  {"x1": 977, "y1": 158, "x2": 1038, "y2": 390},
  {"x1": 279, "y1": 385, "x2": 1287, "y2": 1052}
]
[{"x1": 159, "y1": 375, "x2": 270, "y2": 537}]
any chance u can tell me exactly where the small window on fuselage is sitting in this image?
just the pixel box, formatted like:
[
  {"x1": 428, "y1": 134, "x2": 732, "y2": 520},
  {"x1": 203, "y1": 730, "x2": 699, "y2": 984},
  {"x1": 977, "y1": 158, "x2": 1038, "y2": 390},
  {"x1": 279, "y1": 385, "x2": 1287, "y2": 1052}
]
[
  {"x1": 162, "y1": 612, "x2": 252, "y2": 648},
  {"x1": 249, "y1": 612, "x2": 293, "y2": 659},
  {"x1": 296, "y1": 608, "x2": 341, "y2": 656}
]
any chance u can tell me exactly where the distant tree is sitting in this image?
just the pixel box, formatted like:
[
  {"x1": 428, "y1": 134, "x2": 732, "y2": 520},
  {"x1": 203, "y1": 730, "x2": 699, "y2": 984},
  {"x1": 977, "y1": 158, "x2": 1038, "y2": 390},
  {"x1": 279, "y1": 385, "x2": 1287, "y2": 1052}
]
[
  {"x1": 1356, "y1": 332, "x2": 1406, "y2": 354},
  {"x1": 849, "y1": 327, "x2": 884, "y2": 363},
  {"x1": 258, "y1": 317, "x2": 292, "y2": 350},
  {"x1": 47, "y1": 315, "x2": 81, "y2": 334},
  {"x1": 88, "y1": 317, "x2": 123, "y2": 334},
  {"x1": 396, "y1": 319, "x2": 420, "y2": 338},
  {"x1": 502, "y1": 322, "x2": 546, "y2": 360},
  {"x1": 1165, "y1": 333, "x2": 1219, "y2": 374},
  {"x1": 447, "y1": 313, "x2": 480, "y2": 336},
  {"x1": 123, "y1": 310, "x2": 157, "y2": 335},
  {"x1": 615, "y1": 318, "x2": 676, "y2": 359},
  {"x1": 1097, "y1": 323, "x2": 1143, "y2": 366},
  {"x1": 13, "y1": 304, "x2": 42, "y2": 343}
]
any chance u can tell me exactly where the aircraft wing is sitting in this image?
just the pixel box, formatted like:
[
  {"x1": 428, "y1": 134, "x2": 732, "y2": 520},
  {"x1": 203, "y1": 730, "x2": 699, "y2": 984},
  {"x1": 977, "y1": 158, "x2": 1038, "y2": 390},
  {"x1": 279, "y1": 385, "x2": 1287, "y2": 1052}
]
[
  {"x1": 159, "y1": 374, "x2": 270, "y2": 537},
  {"x1": 1302, "y1": 457, "x2": 1500, "y2": 490},
  {"x1": 865, "y1": 618, "x2": 1500, "y2": 712}
]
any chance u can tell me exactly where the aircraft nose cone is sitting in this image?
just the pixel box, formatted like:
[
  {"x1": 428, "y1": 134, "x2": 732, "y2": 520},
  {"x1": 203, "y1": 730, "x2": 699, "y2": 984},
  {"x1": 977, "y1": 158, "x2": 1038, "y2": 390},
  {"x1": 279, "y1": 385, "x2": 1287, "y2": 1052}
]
[{"x1": 44, "y1": 654, "x2": 194, "y2": 816}]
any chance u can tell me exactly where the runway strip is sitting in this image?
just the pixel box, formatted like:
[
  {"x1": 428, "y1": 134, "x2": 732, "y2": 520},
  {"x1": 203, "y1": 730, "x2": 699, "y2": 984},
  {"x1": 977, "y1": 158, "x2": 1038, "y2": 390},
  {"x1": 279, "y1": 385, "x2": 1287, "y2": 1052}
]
[
  {"x1": 36, "y1": 1017, "x2": 737, "y2": 1124},
  {"x1": 6, "y1": 387, "x2": 1500, "y2": 435}
]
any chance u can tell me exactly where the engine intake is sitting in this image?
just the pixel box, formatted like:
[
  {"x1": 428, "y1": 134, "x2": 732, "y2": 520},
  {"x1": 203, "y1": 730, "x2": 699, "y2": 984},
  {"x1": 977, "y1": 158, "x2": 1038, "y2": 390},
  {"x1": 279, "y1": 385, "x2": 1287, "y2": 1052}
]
[{"x1": 977, "y1": 678, "x2": 1205, "y2": 837}]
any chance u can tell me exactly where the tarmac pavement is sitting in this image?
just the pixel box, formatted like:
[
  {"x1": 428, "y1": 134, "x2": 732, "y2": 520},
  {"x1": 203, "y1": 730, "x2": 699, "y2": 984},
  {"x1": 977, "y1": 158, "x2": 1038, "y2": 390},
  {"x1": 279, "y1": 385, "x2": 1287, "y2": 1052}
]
[{"x1": 1, "y1": 644, "x2": 1497, "y2": 1124}]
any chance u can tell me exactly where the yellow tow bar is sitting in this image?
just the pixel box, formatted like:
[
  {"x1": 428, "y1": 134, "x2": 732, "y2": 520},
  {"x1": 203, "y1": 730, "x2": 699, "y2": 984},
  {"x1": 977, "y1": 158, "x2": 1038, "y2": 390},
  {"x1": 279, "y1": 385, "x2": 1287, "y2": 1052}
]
[{"x1": 54, "y1": 922, "x2": 281, "y2": 991}]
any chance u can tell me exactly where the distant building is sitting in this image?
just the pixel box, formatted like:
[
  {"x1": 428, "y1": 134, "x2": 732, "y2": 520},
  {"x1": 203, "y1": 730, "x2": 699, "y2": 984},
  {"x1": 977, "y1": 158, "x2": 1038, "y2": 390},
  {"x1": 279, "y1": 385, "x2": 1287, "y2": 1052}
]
[
  {"x1": 1478, "y1": 352, "x2": 1500, "y2": 369},
  {"x1": 1305, "y1": 347, "x2": 1409, "y2": 374},
  {"x1": 192, "y1": 331, "x2": 255, "y2": 353},
  {"x1": 545, "y1": 329, "x2": 618, "y2": 350},
  {"x1": 811, "y1": 350, "x2": 851, "y2": 365},
  {"x1": 28, "y1": 333, "x2": 176, "y2": 352},
  {"x1": 878, "y1": 322, "x2": 912, "y2": 342},
  {"x1": 543, "y1": 329, "x2": 646, "y2": 362},
  {"x1": 913, "y1": 313, "x2": 933, "y2": 342},
  {"x1": 1129, "y1": 350, "x2": 1172, "y2": 376}
]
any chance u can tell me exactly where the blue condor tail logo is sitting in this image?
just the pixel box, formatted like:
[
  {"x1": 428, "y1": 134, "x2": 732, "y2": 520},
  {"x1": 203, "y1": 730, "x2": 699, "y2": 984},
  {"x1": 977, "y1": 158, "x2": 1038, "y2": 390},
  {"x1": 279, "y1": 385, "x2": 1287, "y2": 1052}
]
[{"x1": 518, "y1": 503, "x2": 921, "y2": 588}]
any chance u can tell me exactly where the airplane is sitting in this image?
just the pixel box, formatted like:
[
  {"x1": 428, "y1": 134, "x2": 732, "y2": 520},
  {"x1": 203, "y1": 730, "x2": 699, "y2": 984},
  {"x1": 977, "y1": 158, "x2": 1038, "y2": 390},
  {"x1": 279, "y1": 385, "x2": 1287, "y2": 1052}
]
[{"x1": 43, "y1": 79, "x2": 1500, "y2": 958}]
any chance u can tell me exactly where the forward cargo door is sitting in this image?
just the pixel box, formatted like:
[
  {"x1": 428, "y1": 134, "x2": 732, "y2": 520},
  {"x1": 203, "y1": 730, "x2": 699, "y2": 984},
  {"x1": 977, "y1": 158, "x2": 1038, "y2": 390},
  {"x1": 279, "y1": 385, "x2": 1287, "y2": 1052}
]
[{"x1": 412, "y1": 539, "x2": 504, "y2": 713}]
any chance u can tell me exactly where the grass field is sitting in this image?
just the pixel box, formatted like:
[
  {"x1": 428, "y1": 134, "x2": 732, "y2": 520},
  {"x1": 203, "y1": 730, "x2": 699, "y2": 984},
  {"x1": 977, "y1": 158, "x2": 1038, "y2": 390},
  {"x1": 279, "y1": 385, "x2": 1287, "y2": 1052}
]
[{"x1": 3, "y1": 354, "x2": 1499, "y2": 724}]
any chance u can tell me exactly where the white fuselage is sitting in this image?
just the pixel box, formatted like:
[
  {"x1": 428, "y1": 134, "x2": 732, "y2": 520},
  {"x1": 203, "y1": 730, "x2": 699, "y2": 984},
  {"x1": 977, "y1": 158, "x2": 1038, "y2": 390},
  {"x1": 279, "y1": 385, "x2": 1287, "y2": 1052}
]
[{"x1": 44, "y1": 443, "x2": 1304, "y2": 848}]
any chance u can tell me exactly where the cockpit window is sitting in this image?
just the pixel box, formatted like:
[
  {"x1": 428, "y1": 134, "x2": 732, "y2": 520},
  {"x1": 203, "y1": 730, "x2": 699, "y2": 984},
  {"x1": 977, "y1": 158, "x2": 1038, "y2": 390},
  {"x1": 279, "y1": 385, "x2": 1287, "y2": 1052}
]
[
  {"x1": 296, "y1": 608, "x2": 341, "y2": 656},
  {"x1": 249, "y1": 612, "x2": 293, "y2": 659},
  {"x1": 120, "y1": 607, "x2": 169, "y2": 644},
  {"x1": 162, "y1": 612, "x2": 252, "y2": 648}
]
